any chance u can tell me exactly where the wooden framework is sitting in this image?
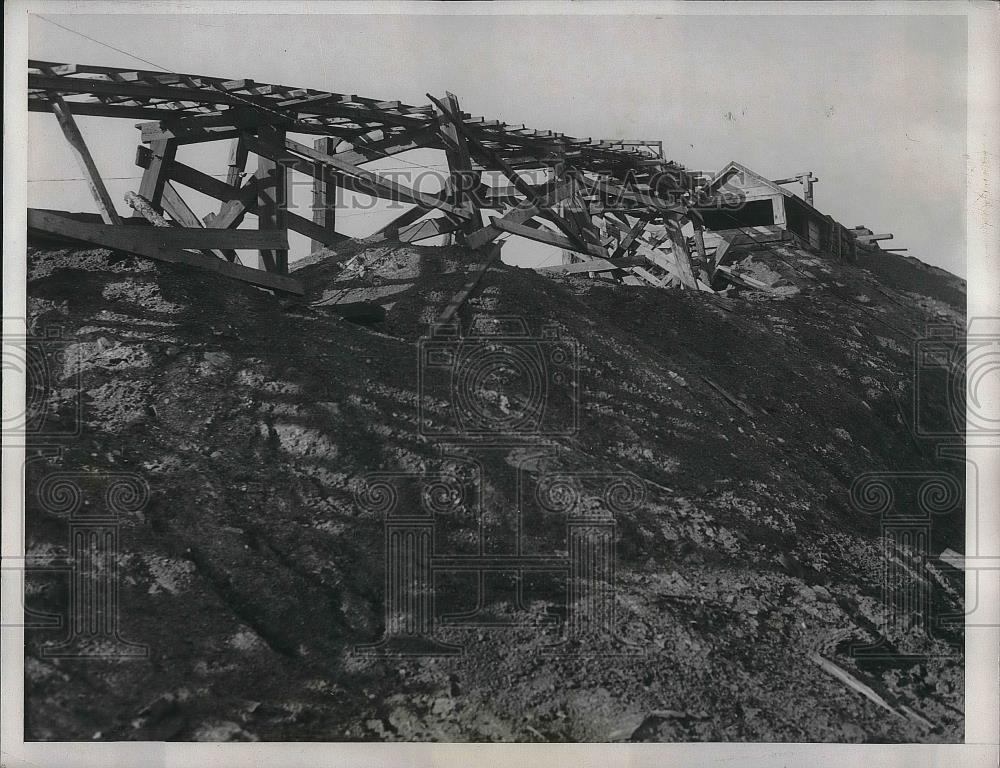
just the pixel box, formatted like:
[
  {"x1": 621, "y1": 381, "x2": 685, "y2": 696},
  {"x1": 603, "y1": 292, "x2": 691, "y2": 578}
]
[{"x1": 28, "y1": 59, "x2": 894, "y2": 302}]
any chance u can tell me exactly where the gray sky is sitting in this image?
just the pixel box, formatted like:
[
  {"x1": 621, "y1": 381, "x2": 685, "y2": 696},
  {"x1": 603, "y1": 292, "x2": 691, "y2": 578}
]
[{"x1": 27, "y1": 12, "x2": 968, "y2": 276}]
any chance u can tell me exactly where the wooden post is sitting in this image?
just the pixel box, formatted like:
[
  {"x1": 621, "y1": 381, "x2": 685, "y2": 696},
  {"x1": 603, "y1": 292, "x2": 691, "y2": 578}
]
[
  {"x1": 255, "y1": 126, "x2": 288, "y2": 273},
  {"x1": 138, "y1": 139, "x2": 177, "y2": 213},
  {"x1": 311, "y1": 137, "x2": 338, "y2": 253},
  {"x1": 801, "y1": 172, "x2": 816, "y2": 206},
  {"x1": 226, "y1": 135, "x2": 249, "y2": 187},
  {"x1": 47, "y1": 92, "x2": 122, "y2": 225},
  {"x1": 664, "y1": 215, "x2": 698, "y2": 290},
  {"x1": 435, "y1": 92, "x2": 481, "y2": 239}
]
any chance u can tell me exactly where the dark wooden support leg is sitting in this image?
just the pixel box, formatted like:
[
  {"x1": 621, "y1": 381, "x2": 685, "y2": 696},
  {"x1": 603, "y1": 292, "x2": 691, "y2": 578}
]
[
  {"x1": 48, "y1": 92, "x2": 123, "y2": 225},
  {"x1": 311, "y1": 137, "x2": 338, "y2": 253},
  {"x1": 255, "y1": 126, "x2": 288, "y2": 273}
]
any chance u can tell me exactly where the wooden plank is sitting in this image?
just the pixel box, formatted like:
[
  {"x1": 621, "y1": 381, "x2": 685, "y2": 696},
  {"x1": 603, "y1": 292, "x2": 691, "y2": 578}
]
[
  {"x1": 255, "y1": 126, "x2": 288, "y2": 273},
  {"x1": 609, "y1": 214, "x2": 649, "y2": 260},
  {"x1": 332, "y1": 128, "x2": 440, "y2": 167},
  {"x1": 437, "y1": 243, "x2": 503, "y2": 324},
  {"x1": 27, "y1": 209, "x2": 303, "y2": 295},
  {"x1": 120, "y1": 195, "x2": 287, "y2": 249},
  {"x1": 226, "y1": 135, "x2": 249, "y2": 187},
  {"x1": 429, "y1": 93, "x2": 589, "y2": 250},
  {"x1": 664, "y1": 218, "x2": 699, "y2": 289},
  {"x1": 463, "y1": 178, "x2": 569, "y2": 250},
  {"x1": 582, "y1": 176, "x2": 687, "y2": 214},
  {"x1": 489, "y1": 217, "x2": 608, "y2": 259},
  {"x1": 253, "y1": 134, "x2": 469, "y2": 218},
  {"x1": 808, "y1": 653, "x2": 908, "y2": 723},
  {"x1": 714, "y1": 264, "x2": 774, "y2": 292},
  {"x1": 164, "y1": 159, "x2": 347, "y2": 248},
  {"x1": 29, "y1": 97, "x2": 204, "y2": 121},
  {"x1": 159, "y1": 183, "x2": 236, "y2": 261},
  {"x1": 702, "y1": 375, "x2": 756, "y2": 417},
  {"x1": 629, "y1": 265, "x2": 664, "y2": 287},
  {"x1": 361, "y1": 205, "x2": 427, "y2": 243},
  {"x1": 397, "y1": 215, "x2": 464, "y2": 243},
  {"x1": 46, "y1": 92, "x2": 122, "y2": 225},
  {"x1": 536, "y1": 255, "x2": 644, "y2": 274},
  {"x1": 311, "y1": 137, "x2": 338, "y2": 253},
  {"x1": 435, "y1": 92, "x2": 481, "y2": 237},
  {"x1": 138, "y1": 139, "x2": 176, "y2": 211}
]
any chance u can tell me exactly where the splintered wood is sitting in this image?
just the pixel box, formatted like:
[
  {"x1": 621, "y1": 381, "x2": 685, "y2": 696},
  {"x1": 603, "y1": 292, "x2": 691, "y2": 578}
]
[{"x1": 29, "y1": 58, "x2": 887, "y2": 304}]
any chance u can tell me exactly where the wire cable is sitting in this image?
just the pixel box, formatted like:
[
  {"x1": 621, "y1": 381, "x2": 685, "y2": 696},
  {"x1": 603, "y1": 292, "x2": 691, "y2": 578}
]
[{"x1": 34, "y1": 15, "x2": 171, "y2": 73}]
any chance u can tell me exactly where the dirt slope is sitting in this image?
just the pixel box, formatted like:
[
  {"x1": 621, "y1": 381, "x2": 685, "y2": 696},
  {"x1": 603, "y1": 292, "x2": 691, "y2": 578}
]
[{"x1": 24, "y1": 236, "x2": 966, "y2": 742}]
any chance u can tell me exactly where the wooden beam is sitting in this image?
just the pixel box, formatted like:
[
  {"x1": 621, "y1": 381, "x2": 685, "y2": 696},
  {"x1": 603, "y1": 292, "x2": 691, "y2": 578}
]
[
  {"x1": 47, "y1": 92, "x2": 122, "y2": 225},
  {"x1": 226, "y1": 135, "x2": 249, "y2": 187},
  {"x1": 255, "y1": 126, "x2": 288, "y2": 273},
  {"x1": 437, "y1": 243, "x2": 503, "y2": 325},
  {"x1": 30, "y1": 97, "x2": 203, "y2": 121},
  {"x1": 663, "y1": 217, "x2": 699, "y2": 289},
  {"x1": 121, "y1": 195, "x2": 288, "y2": 250},
  {"x1": 361, "y1": 205, "x2": 427, "y2": 243},
  {"x1": 435, "y1": 92, "x2": 481, "y2": 238},
  {"x1": 332, "y1": 128, "x2": 440, "y2": 167},
  {"x1": 488, "y1": 216, "x2": 608, "y2": 259},
  {"x1": 430, "y1": 93, "x2": 589, "y2": 250},
  {"x1": 161, "y1": 158, "x2": 347, "y2": 248},
  {"x1": 246, "y1": 134, "x2": 469, "y2": 218},
  {"x1": 160, "y1": 182, "x2": 236, "y2": 261},
  {"x1": 608, "y1": 214, "x2": 650, "y2": 260},
  {"x1": 536, "y1": 255, "x2": 645, "y2": 274},
  {"x1": 311, "y1": 137, "x2": 338, "y2": 253},
  {"x1": 397, "y1": 215, "x2": 465, "y2": 243},
  {"x1": 28, "y1": 209, "x2": 303, "y2": 295},
  {"x1": 138, "y1": 139, "x2": 176, "y2": 212}
]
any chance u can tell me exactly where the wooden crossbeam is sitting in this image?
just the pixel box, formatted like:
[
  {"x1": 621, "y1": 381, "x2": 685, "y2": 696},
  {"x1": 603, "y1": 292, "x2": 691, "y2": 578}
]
[
  {"x1": 28, "y1": 209, "x2": 302, "y2": 295},
  {"x1": 609, "y1": 213, "x2": 650, "y2": 260},
  {"x1": 160, "y1": 182, "x2": 237, "y2": 262},
  {"x1": 488, "y1": 217, "x2": 608, "y2": 259},
  {"x1": 463, "y1": 177, "x2": 570, "y2": 250},
  {"x1": 536, "y1": 255, "x2": 645, "y2": 274},
  {"x1": 332, "y1": 128, "x2": 441, "y2": 166},
  {"x1": 580, "y1": 175, "x2": 687, "y2": 214},
  {"x1": 245, "y1": 134, "x2": 469, "y2": 218},
  {"x1": 396, "y1": 215, "x2": 465, "y2": 243},
  {"x1": 47, "y1": 92, "x2": 122, "y2": 225},
  {"x1": 428, "y1": 93, "x2": 590, "y2": 251},
  {"x1": 157, "y1": 157, "x2": 347, "y2": 248}
]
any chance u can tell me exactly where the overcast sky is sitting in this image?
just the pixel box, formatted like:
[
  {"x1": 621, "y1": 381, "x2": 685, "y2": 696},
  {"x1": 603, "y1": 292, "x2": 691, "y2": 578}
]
[{"x1": 27, "y1": 11, "x2": 967, "y2": 276}]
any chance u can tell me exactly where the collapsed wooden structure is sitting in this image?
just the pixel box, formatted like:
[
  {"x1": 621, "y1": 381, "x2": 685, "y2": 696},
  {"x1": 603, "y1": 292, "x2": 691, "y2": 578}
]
[{"x1": 27, "y1": 60, "x2": 896, "y2": 303}]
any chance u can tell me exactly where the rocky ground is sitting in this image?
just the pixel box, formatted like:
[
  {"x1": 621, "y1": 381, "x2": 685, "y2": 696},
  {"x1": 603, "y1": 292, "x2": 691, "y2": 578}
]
[{"x1": 23, "y1": 232, "x2": 966, "y2": 742}]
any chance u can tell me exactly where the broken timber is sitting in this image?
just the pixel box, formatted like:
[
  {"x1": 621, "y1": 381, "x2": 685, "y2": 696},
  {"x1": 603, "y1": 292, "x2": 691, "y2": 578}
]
[
  {"x1": 28, "y1": 209, "x2": 303, "y2": 295},
  {"x1": 28, "y1": 59, "x2": 898, "y2": 309}
]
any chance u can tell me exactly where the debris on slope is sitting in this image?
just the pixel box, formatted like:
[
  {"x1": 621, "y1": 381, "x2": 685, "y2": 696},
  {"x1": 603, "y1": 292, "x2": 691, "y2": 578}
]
[{"x1": 24, "y1": 235, "x2": 966, "y2": 742}]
